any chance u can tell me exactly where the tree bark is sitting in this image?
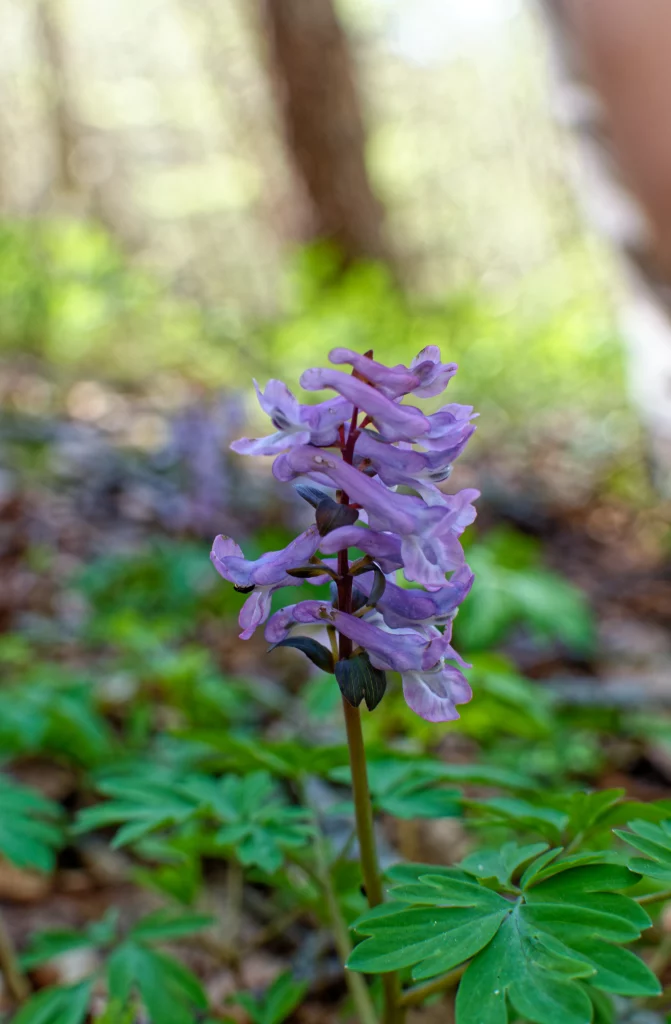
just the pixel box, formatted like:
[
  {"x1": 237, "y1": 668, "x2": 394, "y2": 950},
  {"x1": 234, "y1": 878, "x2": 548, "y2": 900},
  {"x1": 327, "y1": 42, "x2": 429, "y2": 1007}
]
[
  {"x1": 259, "y1": 0, "x2": 392, "y2": 270},
  {"x1": 538, "y1": 0, "x2": 671, "y2": 488}
]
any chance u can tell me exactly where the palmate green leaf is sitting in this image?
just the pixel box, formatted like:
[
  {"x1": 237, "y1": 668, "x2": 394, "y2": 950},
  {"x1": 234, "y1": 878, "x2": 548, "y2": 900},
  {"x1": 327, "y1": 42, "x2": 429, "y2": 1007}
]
[
  {"x1": 107, "y1": 941, "x2": 207, "y2": 1024},
  {"x1": 615, "y1": 819, "x2": 671, "y2": 882},
  {"x1": 74, "y1": 779, "x2": 199, "y2": 848},
  {"x1": 21, "y1": 909, "x2": 119, "y2": 969},
  {"x1": 75, "y1": 769, "x2": 311, "y2": 874},
  {"x1": 199, "y1": 772, "x2": 313, "y2": 873},
  {"x1": 330, "y1": 759, "x2": 461, "y2": 820},
  {"x1": 465, "y1": 796, "x2": 568, "y2": 840},
  {"x1": 12, "y1": 980, "x2": 93, "y2": 1024},
  {"x1": 349, "y1": 848, "x2": 657, "y2": 1022},
  {"x1": 0, "y1": 775, "x2": 65, "y2": 872},
  {"x1": 460, "y1": 842, "x2": 549, "y2": 888},
  {"x1": 234, "y1": 972, "x2": 308, "y2": 1024},
  {"x1": 128, "y1": 909, "x2": 213, "y2": 942}
]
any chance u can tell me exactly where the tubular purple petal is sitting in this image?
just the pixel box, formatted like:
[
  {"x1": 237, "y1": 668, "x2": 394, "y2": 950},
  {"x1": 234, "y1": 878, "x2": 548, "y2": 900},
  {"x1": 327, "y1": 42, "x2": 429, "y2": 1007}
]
[
  {"x1": 239, "y1": 589, "x2": 273, "y2": 640},
  {"x1": 318, "y1": 525, "x2": 403, "y2": 574},
  {"x1": 332, "y1": 611, "x2": 449, "y2": 673},
  {"x1": 402, "y1": 663, "x2": 472, "y2": 722},
  {"x1": 409, "y1": 347, "x2": 458, "y2": 398},
  {"x1": 264, "y1": 600, "x2": 333, "y2": 643},
  {"x1": 299, "y1": 368, "x2": 429, "y2": 442},
  {"x1": 328, "y1": 347, "x2": 420, "y2": 397}
]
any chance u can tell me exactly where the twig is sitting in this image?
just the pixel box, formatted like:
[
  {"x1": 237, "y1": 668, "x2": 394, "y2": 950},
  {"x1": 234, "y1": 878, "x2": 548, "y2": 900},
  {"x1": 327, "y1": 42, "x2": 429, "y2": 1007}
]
[
  {"x1": 398, "y1": 964, "x2": 467, "y2": 1009},
  {"x1": 637, "y1": 889, "x2": 671, "y2": 906},
  {"x1": 298, "y1": 778, "x2": 379, "y2": 1024},
  {"x1": 0, "y1": 905, "x2": 29, "y2": 1004}
]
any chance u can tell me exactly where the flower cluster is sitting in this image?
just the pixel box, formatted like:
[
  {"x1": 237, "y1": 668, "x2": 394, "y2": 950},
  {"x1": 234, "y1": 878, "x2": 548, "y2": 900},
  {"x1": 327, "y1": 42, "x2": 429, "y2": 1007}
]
[{"x1": 212, "y1": 347, "x2": 478, "y2": 722}]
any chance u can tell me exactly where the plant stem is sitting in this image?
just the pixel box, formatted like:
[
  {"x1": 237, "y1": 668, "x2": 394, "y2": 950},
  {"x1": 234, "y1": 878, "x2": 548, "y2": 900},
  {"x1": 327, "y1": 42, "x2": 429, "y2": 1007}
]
[
  {"x1": 637, "y1": 889, "x2": 671, "y2": 906},
  {"x1": 336, "y1": 408, "x2": 401, "y2": 1023},
  {"x1": 0, "y1": 905, "x2": 29, "y2": 1004},
  {"x1": 341, "y1": 699, "x2": 383, "y2": 907},
  {"x1": 341, "y1": 698, "x2": 400, "y2": 1024},
  {"x1": 398, "y1": 964, "x2": 466, "y2": 1008}
]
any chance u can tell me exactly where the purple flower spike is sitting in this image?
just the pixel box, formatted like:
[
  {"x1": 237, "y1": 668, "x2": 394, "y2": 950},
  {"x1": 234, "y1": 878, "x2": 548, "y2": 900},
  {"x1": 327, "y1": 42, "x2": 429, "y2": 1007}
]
[
  {"x1": 299, "y1": 368, "x2": 429, "y2": 442},
  {"x1": 277, "y1": 446, "x2": 477, "y2": 588},
  {"x1": 217, "y1": 345, "x2": 478, "y2": 721}
]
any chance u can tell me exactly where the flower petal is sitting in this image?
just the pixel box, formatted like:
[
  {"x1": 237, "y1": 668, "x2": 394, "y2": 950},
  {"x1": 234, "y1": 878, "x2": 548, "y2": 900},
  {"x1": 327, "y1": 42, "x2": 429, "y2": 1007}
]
[
  {"x1": 300, "y1": 368, "x2": 429, "y2": 442},
  {"x1": 264, "y1": 600, "x2": 333, "y2": 643},
  {"x1": 402, "y1": 663, "x2": 472, "y2": 721},
  {"x1": 328, "y1": 348, "x2": 420, "y2": 397},
  {"x1": 332, "y1": 611, "x2": 433, "y2": 672},
  {"x1": 410, "y1": 348, "x2": 458, "y2": 398},
  {"x1": 239, "y1": 588, "x2": 273, "y2": 639},
  {"x1": 230, "y1": 430, "x2": 310, "y2": 456},
  {"x1": 254, "y1": 379, "x2": 302, "y2": 429},
  {"x1": 300, "y1": 397, "x2": 353, "y2": 445},
  {"x1": 318, "y1": 525, "x2": 403, "y2": 573}
]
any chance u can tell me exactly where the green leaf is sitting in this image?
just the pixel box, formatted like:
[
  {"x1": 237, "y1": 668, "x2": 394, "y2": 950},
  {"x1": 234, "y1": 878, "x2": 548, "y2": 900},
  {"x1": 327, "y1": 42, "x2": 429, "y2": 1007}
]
[
  {"x1": 335, "y1": 652, "x2": 386, "y2": 711},
  {"x1": 269, "y1": 636, "x2": 334, "y2": 673},
  {"x1": 348, "y1": 848, "x2": 655, "y2": 1021},
  {"x1": 331, "y1": 759, "x2": 461, "y2": 820},
  {"x1": 522, "y1": 851, "x2": 624, "y2": 889},
  {"x1": 349, "y1": 903, "x2": 508, "y2": 976},
  {"x1": 466, "y1": 796, "x2": 567, "y2": 839},
  {"x1": 129, "y1": 910, "x2": 214, "y2": 942},
  {"x1": 20, "y1": 911, "x2": 119, "y2": 969},
  {"x1": 260, "y1": 972, "x2": 309, "y2": 1024},
  {"x1": 568, "y1": 938, "x2": 660, "y2": 996},
  {"x1": 456, "y1": 912, "x2": 593, "y2": 1024},
  {"x1": 12, "y1": 981, "x2": 93, "y2": 1024},
  {"x1": 460, "y1": 842, "x2": 549, "y2": 887},
  {"x1": 107, "y1": 942, "x2": 207, "y2": 1024},
  {"x1": 0, "y1": 776, "x2": 65, "y2": 873},
  {"x1": 615, "y1": 819, "x2": 671, "y2": 882}
]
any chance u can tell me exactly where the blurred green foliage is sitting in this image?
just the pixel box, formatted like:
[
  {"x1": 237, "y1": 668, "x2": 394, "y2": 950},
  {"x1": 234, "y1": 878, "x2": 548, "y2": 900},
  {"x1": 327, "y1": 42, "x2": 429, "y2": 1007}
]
[{"x1": 0, "y1": 219, "x2": 635, "y2": 468}]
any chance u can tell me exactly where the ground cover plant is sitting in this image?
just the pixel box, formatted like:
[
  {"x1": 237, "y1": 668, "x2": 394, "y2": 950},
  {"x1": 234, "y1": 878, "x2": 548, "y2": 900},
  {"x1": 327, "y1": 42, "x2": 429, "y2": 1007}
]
[{"x1": 2, "y1": 343, "x2": 671, "y2": 1024}]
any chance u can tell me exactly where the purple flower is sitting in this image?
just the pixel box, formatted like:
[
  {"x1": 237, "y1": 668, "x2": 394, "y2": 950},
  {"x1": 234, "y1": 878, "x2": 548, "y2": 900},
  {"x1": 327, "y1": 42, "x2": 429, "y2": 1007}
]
[
  {"x1": 333, "y1": 610, "x2": 471, "y2": 722},
  {"x1": 275, "y1": 445, "x2": 477, "y2": 588},
  {"x1": 265, "y1": 600, "x2": 333, "y2": 643},
  {"x1": 211, "y1": 528, "x2": 321, "y2": 639},
  {"x1": 402, "y1": 663, "x2": 472, "y2": 722},
  {"x1": 353, "y1": 564, "x2": 474, "y2": 630},
  {"x1": 355, "y1": 432, "x2": 471, "y2": 506},
  {"x1": 409, "y1": 347, "x2": 458, "y2": 398},
  {"x1": 422, "y1": 404, "x2": 477, "y2": 451},
  {"x1": 328, "y1": 348, "x2": 421, "y2": 398},
  {"x1": 318, "y1": 525, "x2": 403, "y2": 574},
  {"x1": 215, "y1": 346, "x2": 478, "y2": 722},
  {"x1": 299, "y1": 368, "x2": 429, "y2": 442},
  {"x1": 231, "y1": 380, "x2": 352, "y2": 456}
]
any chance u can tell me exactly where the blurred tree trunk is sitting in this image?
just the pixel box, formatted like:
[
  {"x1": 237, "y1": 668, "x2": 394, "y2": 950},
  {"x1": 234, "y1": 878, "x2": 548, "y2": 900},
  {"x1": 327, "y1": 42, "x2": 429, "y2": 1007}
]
[
  {"x1": 538, "y1": 0, "x2": 671, "y2": 489},
  {"x1": 259, "y1": 0, "x2": 393, "y2": 271},
  {"x1": 36, "y1": 0, "x2": 79, "y2": 196}
]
